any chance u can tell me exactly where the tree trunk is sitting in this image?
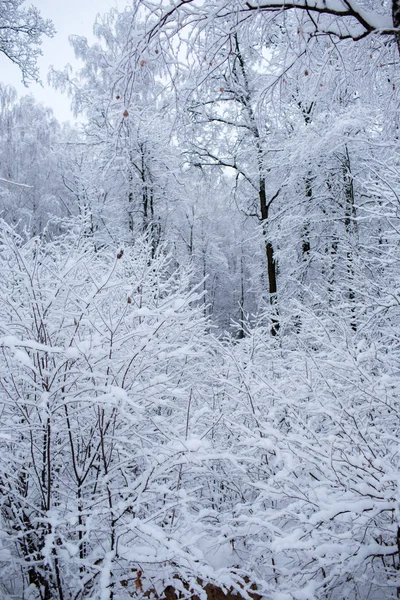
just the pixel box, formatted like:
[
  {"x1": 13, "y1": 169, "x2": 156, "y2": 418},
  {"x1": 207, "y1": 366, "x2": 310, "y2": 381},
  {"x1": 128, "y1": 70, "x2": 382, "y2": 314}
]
[
  {"x1": 393, "y1": 0, "x2": 400, "y2": 51},
  {"x1": 343, "y1": 146, "x2": 357, "y2": 331},
  {"x1": 302, "y1": 178, "x2": 312, "y2": 258},
  {"x1": 259, "y1": 181, "x2": 279, "y2": 335}
]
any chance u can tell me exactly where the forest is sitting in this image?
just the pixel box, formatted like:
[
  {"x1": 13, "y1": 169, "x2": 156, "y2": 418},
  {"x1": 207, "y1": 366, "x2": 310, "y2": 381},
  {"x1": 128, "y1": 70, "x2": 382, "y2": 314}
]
[{"x1": 0, "y1": 1, "x2": 399, "y2": 599}]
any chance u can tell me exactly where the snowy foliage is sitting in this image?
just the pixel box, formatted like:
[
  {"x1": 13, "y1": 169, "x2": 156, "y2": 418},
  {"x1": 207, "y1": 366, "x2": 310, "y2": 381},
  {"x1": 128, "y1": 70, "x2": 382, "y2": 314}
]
[
  {"x1": 0, "y1": 1, "x2": 400, "y2": 598},
  {"x1": 0, "y1": 0, "x2": 54, "y2": 85},
  {"x1": 0, "y1": 220, "x2": 217, "y2": 599}
]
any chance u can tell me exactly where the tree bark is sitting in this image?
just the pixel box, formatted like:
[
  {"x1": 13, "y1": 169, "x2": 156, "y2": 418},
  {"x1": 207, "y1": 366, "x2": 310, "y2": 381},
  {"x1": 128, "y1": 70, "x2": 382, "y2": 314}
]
[
  {"x1": 343, "y1": 146, "x2": 357, "y2": 331},
  {"x1": 393, "y1": 0, "x2": 400, "y2": 51},
  {"x1": 259, "y1": 182, "x2": 279, "y2": 335}
]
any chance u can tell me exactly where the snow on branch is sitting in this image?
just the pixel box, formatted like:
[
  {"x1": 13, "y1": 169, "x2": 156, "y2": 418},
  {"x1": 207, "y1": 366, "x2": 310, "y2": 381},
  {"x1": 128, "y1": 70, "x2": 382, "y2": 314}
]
[
  {"x1": 244, "y1": 0, "x2": 394, "y2": 39},
  {"x1": 0, "y1": 176, "x2": 33, "y2": 189},
  {"x1": 145, "y1": 0, "x2": 397, "y2": 43}
]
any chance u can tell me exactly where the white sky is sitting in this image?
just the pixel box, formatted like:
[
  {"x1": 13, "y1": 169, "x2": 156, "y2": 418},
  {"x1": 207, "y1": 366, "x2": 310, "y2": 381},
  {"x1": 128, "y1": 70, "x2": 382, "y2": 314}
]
[{"x1": 0, "y1": 0, "x2": 128, "y2": 122}]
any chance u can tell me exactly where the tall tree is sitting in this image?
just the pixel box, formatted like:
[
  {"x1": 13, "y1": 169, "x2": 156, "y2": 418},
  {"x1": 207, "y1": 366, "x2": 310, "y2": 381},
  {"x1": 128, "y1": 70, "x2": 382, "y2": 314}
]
[{"x1": 181, "y1": 30, "x2": 281, "y2": 328}]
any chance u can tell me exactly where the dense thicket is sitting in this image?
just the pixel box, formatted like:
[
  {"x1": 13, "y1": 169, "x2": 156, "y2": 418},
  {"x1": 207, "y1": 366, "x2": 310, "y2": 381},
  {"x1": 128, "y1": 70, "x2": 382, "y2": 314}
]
[{"x1": 0, "y1": 1, "x2": 400, "y2": 599}]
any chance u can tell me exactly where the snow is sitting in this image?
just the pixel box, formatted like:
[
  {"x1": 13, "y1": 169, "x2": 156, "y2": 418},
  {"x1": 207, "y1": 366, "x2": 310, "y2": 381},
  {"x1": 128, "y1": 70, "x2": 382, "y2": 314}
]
[{"x1": 1, "y1": 0, "x2": 400, "y2": 597}]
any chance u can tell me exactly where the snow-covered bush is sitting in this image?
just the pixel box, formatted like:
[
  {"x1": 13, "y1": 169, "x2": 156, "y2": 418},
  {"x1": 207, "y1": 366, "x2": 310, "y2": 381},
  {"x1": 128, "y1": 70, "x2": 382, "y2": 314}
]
[
  {"x1": 0, "y1": 219, "x2": 222, "y2": 600},
  {"x1": 212, "y1": 311, "x2": 400, "y2": 600}
]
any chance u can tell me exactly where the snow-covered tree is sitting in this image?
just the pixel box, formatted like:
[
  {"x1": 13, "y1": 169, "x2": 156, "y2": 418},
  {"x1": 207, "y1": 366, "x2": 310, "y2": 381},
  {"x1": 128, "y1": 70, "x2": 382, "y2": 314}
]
[
  {"x1": 0, "y1": 0, "x2": 54, "y2": 84},
  {"x1": 51, "y1": 7, "x2": 182, "y2": 250},
  {"x1": 0, "y1": 85, "x2": 73, "y2": 238}
]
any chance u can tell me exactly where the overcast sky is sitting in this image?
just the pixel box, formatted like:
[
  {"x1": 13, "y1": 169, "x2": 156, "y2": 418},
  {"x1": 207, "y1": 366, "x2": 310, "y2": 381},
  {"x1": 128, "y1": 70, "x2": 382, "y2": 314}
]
[{"x1": 0, "y1": 0, "x2": 127, "y2": 122}]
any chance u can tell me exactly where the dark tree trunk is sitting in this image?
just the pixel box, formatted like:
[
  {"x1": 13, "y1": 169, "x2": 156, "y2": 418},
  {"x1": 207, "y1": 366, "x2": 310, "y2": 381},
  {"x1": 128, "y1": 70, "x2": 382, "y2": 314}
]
[
  {"x1": 259, "y1": 181, "x2": 278, "y2": 301},
  {"x1": 302, "y1": 178, "x2": 312, "y2": 258},
  {"x1": 393, "y1": 0, "x2": 400, "y2": 50},
  {"x1": 259, "y1": 181, "x2": 279, "y2": 335},
  {"x1": 343, "y1": 146, "x2": 357, "y2": 331},
  {"x1": 238, "y1": 249, "x2": 245, "y2": 339},
  {"x1": 393, "y1": 0, "x2": 400, "y2": 28}
]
